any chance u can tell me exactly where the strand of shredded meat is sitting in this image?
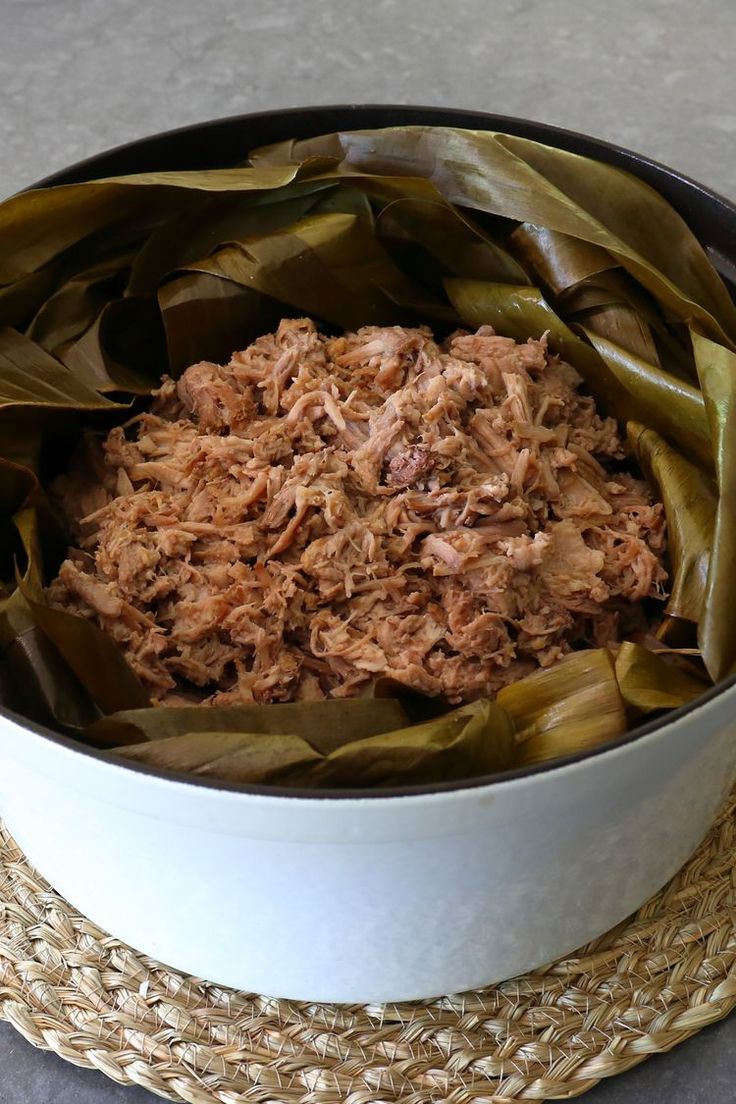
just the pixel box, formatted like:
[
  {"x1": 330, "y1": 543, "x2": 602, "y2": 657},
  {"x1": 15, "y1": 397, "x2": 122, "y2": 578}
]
[{"x1": 48, "y1": 318, "x2": 667, "y2": 705}]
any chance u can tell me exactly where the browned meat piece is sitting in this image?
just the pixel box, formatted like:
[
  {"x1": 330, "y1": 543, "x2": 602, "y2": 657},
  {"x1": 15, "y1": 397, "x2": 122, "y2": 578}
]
[
  {"x1": 48, "y1": 318, "x2": 666, "y2": 705},
  {"x1": 387, "y1": 447, "x2": 434, "y2": 488}
]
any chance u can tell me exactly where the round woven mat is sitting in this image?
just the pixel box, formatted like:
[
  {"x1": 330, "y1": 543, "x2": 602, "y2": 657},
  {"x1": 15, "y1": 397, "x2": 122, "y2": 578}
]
[{"x1": 1, "y1": 798, "x2": 736, "y2": 1104}]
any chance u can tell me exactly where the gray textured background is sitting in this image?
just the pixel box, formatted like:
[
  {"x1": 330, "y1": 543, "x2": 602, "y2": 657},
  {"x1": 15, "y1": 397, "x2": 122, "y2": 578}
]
[
  {"x1": 2, "y1": 0, "x2": 736, "y2": 200},
  {"x1": 1, "y1": 0, "x2": 735, "y2": 1100}
]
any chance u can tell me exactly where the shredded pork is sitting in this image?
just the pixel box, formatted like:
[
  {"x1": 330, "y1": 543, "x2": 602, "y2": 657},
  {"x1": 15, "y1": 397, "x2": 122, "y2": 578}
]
[{"x1": 48, "y1": 319, "x2": 666, "y2": 705}]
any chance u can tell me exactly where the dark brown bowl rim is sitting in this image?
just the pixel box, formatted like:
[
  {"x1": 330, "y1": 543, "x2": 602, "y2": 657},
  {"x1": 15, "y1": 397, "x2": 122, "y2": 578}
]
[{"x1": 5, "y1": 103, "x2": 736, "y2": 802}]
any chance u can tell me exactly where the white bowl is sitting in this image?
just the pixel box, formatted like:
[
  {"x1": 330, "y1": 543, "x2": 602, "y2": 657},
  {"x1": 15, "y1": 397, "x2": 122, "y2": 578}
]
[
  {"x1": 1, "y1": 683, "x2": 735, "y2": 1002},
  {"x1": 3, "y1": 106, "x2": 736, "y2": 1002}
]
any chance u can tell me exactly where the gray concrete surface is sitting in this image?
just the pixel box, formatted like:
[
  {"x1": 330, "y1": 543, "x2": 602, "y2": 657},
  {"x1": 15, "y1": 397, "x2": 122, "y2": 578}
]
[{"x1": 0, "y1": 0, "x2": 735, "y2": 1100}]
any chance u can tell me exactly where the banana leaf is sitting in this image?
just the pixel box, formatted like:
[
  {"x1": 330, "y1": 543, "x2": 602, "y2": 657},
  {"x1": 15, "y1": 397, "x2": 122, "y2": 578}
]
[
  {"x1": 497, "y1": 650, "x2": 627, "y2": 767},
  {"x1": 574, "y1": 295, "x2": 699, "y2": 385},
  {"x1": 113, "y1": 730, "x2": 323, "y2": 784},
  {"x1": 258, "y1": 127, "x2": 736, "y2": 346},
  {"x1": 509, "y1": 226, "x2": 666, "y2": 366},
  {"x1": 509, "y1": 224, "x2": 616, "y2": 295},
  {"x1": 539, "y1": 254, "x2": 699, "y2": 384},
  {"x1": 376, "y1": 196, "x2": 529, "y2": 286},
  {"x1": 654, "y1": 617, "x2": 699, "y2": 649},
  {"x1": 577, "y1": 303, "x2": 660, "y2": 366},
  {"x1": 60, "y1": 301, "x2": 166, "y2": 395},
  {"x1": 86, "y1": 698, "x2": 411, "y2": 750},
  {"x1": 0, "y1": 328, "x2": 123, "y2": 413},
  {"x1": 127, "y1": 181, "x2": 341, "y2": 295},
  {"x1": 27, "y1": 251, "x2": 135, "y2": 357},
  {"x1": 25, "y1": 597, "x2": 151, "y2": 716},
  {"x1": 445, "y1": 278, "x2": 712, "y2": 465},
  {"x1": 0, "y1": 265, "x2": 64, "y2": 329},
  {"x1": 691, "y1": 329, "x2": 736, "y2": 681},
  {"x1": 0, "y1": 329, "x2": 131, "y2": 474},
  {"x1": 0, "y1": 505, "x2": 42, "y2": 646},
  {"x1": 183, "y1": 211, "x2": 453, "y2": 330},
  {"x1": 3, "y1": 626, "x2": 102, "y2": 730},
  {"x1": 158, "y1": 273, "x2": 286, "y2": 377},
  {"x1": 628, "y1": 422, "x2": 716, "y2": 623},
  {"x1": 0, "y1": 507, "x2": 107, "y2": 728},
  {"x1": 614, "y1": 642, "x2": 708, "y2": 712},
  {"x1": 0, "y1": 459, "x2": 37, "y2": 518},
  {"x1": 109, "y1": 699, "x2": 516, "y2": 788},
  {"x1": 0, "y1": 167, "x2": 307, "y2": 287}
]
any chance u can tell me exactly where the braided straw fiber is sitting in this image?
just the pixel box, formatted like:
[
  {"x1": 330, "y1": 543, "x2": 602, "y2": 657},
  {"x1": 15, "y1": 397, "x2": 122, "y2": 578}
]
[{"x1": 2, "y1": 797, "x2": 736, "y2": 1104}]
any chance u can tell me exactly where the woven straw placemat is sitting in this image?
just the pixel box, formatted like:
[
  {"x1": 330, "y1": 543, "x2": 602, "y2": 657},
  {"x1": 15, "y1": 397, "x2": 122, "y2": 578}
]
[{"x1": 1, "y1": 797, "x2": 736, "y2": 1104}]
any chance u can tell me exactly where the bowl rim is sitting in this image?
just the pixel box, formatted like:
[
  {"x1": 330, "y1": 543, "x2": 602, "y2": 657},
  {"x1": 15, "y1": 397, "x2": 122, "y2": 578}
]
[{"x1": 6, "y1": 102, "x2": 736, "y2": 802}]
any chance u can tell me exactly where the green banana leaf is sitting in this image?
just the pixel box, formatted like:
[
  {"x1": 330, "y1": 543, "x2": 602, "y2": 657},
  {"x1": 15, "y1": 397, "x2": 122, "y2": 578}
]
[
  {"x1": 113, "y1": 730, "x2": 323, "y2": 785},
  {"x1": 127, "y1": 180, "x2": 340, "y2": 295},
  {"x1": 0, "y1": 328, "x2": 123, "y2": 413},
  {"x1": 158, "y1": 273, "x2": 285, "y2": 377},
  {"x1": 0, "y1": 507, "x2": 109, "y2": 728},
  {"x1": 184, "y1": 210, "x2": 452, "y2": 330},
  {"x1": 509, "y1": 226, "x2": 671, "y2": 367},
  {"x1": 87, "y1": 698, "x2": 411, "y2": 750},
  {"x1": 2, "y1": 626, "x2": 102, "y2": 730},
  {"x1": 628, "y1": 422, "x2": 716, "y2": 623},
  {"x1": 27, "y1": 251, "x2": 135, "y2": 357},
  {"x1": 497, "y1": 650, "x2": 627, "y2": 767},
  {"x1": 0, "y1": 265, "x2": 64, "y2": 330},
  {"x1": 26, "y1": 596, "x2": 151, "y2": 716},
  {"x1": 59, "y1": 300, "x2": 166, "y2": 395},
  {"x1": 508, "y1": 224, "x2": 616, "y2": 295},
  {"x1": 257, "y1": 126, "x2": 736, "y2": 345},
  {"x1": 691, "y1": 329, "x2": 736, "y2": 681},
  {"x1": 0, "y1": 505, "x2": 42, "y2": 646},
  {"x1": 614, "y1": 641, "x2": 708, "y2": 712},
  {"x1": 0, "y1": 166, "x2": 305, "y2": 286},
  {"x1": 109, "y1": 699, "x2": 515, "y2": 788},
  {"x1": 375, "y1": 195, "x2": 529, "y2": 286},
  {"x1": 577, "y1": 303, "x2": 660, "y2": 366}
]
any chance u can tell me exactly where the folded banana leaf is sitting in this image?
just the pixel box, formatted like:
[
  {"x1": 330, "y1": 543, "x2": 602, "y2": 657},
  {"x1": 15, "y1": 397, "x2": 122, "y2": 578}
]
[
  {"x1": 256, "y1": 127, "x2": 736, "y2": 346},
  {"x1": 690, "y1": 329, "x2": 736, "y2": 682},
  {"x1": 375, "y1": 194, "x2": 529, "y2": 287},
  {"x1": 114, "y1": 730, "x2": 324, "y2": 785},
  {"x1": 182, "y1": 210, "x2": 451, "y2": 330},
  {"x1": 0, "y1": 505, "x2": 41, "y2": 646},
  {"x1": 493, "y1": 642, "x2": 705, "y2": 769},
  {"x1": 0, "y1": 122, "x2": 733, "y2": 788},
  {"x1": 158, "y1": 274, "x2": 280, "y2": 377},
  {"x1": 509, "y1": 226, "x2": 684, "y2": 369},
  {"x1": 0, "y1": 265, "x2": 65, "y2": 330},
  {"x1": 614, "y1": 642, "x2": 708, "y2": 712},
  {"x1": 628, "y1": 422, "x2": 716, "y2": 623},
  {"x1": 87, "y1": 698, "x2": 411, "y2": 750},
  {"x1": 27, "y1": 251, "x2": 135, "y2": 358},
  {"x1": 497, "y1": 650, "x2": 627, "y2": 767},
  {"x1": 508, "y1": 224, "x2": 616, "y2": 297},
  {"x1": 109, "y1": 700, "x2": 516, "y2": 788}
]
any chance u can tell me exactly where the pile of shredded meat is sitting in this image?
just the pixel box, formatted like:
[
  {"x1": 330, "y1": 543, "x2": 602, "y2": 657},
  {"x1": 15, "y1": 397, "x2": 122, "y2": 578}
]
[{"x1": 48, "y1": 319, "x2": 667, "y2": 705}]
